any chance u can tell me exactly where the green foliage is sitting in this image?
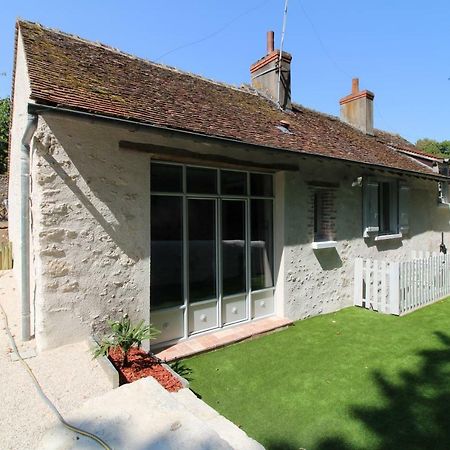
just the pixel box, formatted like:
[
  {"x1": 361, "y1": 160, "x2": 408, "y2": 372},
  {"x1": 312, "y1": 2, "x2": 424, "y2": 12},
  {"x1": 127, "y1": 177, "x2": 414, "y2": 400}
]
[
  {"x1": 93, "y1": 316, "x2": 159, "y2": 367},
  {"x1": 0, "y1": 98, "x2": 10, "y2": 174},
  {"x1": 169, "y1": 360, "x2": 193, "y2": 381},
  {"x1": 441, "y1": 140, "x2": 450, "y2": 155},
  {"x1": 416, "y1": 138, "x2": 450, "y2": 157}
]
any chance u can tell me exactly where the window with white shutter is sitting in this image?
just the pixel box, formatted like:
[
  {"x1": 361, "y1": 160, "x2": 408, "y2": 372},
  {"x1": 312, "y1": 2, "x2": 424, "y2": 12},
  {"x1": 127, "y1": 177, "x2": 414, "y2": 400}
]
[
  {"x1": 363, "y1": 178, "x2": 408, "y2": 238},
  {"x1": 399, "y1": 183, "x2": 410, "y2": 234},
  {"x1": 363, "y1": 181, "x2": 379, "y2": 237}
]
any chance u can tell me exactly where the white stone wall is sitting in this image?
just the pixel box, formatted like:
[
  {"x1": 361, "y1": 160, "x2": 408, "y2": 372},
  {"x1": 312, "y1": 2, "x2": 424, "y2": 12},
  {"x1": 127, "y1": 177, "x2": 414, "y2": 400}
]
[
  {"x1": 16, "y1": 106, "x2": 450, "y2": 350},
  {"x1": 282, "y1": 159, "x2": 450, "y2": 320},
  {"x1": 30, "y1": 115, "x2": 151, "y2": 351}
]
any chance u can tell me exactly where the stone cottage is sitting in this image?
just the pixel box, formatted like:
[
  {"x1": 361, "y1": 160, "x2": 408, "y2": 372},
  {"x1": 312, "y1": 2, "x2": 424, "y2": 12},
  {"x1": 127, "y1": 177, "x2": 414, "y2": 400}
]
[{"x1": 9, "y1": 21, "x2": 450, "y2": 352}]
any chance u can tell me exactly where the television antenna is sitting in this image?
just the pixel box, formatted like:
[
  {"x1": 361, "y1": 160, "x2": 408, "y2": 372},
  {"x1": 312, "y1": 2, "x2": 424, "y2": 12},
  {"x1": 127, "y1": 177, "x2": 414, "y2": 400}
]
[{"x1": 277, "y1": 0, "x2": 289, "y2": 108}]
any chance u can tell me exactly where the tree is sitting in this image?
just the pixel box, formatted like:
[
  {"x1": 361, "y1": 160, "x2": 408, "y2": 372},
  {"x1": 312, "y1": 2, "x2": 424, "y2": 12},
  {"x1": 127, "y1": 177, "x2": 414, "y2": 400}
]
[
  {"x1": 416, "y1": 138, "x2": 443, "y2": 156},
  {"x1": 416, "y1": 138, "x2": 450, "y2": 158},
  {"x1": 0, "y1": 97, "x2": 10, "y2": 174},
  {"x1": 439, "y1": 140, "x2": 450, "y2": 156}
]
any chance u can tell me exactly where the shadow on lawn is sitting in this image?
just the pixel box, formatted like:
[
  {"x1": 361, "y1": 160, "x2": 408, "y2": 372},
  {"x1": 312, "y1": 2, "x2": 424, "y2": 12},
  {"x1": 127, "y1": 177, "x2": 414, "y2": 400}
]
[
  {"x1": 316, "y1": 331, "x2": 450, "y2": 450},
  {"x1": 265, "y1": 442, "x2": 300, "y2": 450}
]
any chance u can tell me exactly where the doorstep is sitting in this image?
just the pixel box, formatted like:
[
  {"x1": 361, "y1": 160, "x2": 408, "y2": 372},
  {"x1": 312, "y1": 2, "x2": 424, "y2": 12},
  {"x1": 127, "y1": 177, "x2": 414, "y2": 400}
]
[{"x1": 155, "y1": 316, "x2": 293, "y2": 362}]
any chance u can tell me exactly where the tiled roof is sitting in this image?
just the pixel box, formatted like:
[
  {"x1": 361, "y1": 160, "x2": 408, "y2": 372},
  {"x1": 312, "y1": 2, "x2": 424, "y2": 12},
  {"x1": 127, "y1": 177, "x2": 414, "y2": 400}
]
[
  {"x1": 17, "y1": 20, "x2": 439, "y2": 177},
  {"x1": 375, "y1": 130, "x2": 442, "y2": 162}
]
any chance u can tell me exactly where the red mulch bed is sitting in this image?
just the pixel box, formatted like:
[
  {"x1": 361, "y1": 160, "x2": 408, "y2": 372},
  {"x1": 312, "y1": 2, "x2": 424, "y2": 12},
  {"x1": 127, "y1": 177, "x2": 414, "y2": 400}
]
[{"x1": 108, "y1": 347, "x2": 182, "y2": 392}]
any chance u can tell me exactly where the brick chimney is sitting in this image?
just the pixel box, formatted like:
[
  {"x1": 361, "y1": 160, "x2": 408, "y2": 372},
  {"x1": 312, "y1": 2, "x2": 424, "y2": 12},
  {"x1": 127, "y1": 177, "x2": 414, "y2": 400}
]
[
  {"x1": 250, "y1": 31, "x2": 292, "y2": 110},
  {"x1": 339, "y1": 78, "x2": 374, "y2": 135}
]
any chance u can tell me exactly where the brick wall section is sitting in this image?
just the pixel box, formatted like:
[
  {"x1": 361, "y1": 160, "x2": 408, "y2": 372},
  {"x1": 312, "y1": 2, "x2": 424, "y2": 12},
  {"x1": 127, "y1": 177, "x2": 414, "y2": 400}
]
[
  {"x1": 320, "y1": 190, "x2": 336, "y2": 241},
  {"x1": 307, "y1": 187, "x2": 337, "y2": 241},
  {"x1": 306, "y1": 188, "x2": 315, "y2": 241}
]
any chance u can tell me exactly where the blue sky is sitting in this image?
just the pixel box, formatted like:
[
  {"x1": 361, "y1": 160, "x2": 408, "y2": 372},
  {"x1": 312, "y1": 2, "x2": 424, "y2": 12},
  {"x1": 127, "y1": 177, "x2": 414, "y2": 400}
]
[{"x1": 1, "y1": 0, "x2": 449, "y2": 143}]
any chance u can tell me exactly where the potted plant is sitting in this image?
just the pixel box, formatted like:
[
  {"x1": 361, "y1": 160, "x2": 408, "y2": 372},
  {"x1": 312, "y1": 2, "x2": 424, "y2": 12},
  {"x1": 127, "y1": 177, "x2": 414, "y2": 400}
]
[
  {"x1": 93, "y1": 315, "x2": 187, "y2": 392},
  {"x1": 93, "y1": 315, "x2": 159, "y2": 367}
]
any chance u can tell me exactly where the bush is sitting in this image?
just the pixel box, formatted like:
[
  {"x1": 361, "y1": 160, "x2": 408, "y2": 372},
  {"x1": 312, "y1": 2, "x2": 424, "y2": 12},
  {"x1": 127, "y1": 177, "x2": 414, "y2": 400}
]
[
  {"x1": 0, "y1": 98, "x2": 10, "y2": 174},
  {"x1": 93, "y1": 316, "x2": 159, "y2": 367}
]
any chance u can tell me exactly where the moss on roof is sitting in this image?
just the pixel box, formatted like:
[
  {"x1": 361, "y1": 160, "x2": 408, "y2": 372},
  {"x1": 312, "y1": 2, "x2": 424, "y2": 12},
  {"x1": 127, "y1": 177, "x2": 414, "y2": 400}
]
[{"x1": 17, "y1": 20, "x2": 437, "y2": 177}]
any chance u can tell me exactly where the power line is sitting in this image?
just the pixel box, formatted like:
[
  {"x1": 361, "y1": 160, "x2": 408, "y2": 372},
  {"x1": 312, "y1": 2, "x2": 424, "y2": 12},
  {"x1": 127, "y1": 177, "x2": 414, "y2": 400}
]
[
  {"x1": 295, "y1": 1, "x2": 397, "y2": 132},
  {"x1": 155, "y1": 0, "x2": 270, "y2": 63},
  {"x1": 295, "y1": 0, "x2": 351, "y2": 79}
]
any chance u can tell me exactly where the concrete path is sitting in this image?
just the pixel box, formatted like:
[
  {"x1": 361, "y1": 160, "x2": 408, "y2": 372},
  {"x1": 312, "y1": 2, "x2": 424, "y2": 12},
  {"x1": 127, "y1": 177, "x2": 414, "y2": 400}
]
[
  {"x1": 0, "y1": 270, "x2": 111, "y2": 450},
  {"x1": 1, "y1": 270, "x2": 264, "y2": 449}
]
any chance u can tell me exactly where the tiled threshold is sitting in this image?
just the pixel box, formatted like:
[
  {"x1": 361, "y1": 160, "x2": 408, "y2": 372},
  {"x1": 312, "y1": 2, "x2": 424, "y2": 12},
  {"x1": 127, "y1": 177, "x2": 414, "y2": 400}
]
[{"x1": 154, "y1": 316, "x2": 293, "y2": 362}]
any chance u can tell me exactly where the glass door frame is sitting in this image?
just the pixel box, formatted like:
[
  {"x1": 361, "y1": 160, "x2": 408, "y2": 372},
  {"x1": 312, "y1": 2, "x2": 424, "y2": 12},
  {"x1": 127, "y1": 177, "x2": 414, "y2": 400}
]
[
  {"x1": 150, "y1": 161, "x2": 275, "y2": 346},
  {"x1": 186, "y1": 196, "x2": 220, "y2": 336},
  {"x1": 220, "y1": 197, "x2": 250, "y2": 327}
]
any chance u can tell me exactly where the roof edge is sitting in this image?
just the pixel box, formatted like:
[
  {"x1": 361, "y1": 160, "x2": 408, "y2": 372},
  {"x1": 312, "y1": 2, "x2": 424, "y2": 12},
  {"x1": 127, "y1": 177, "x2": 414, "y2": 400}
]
[
  {"x1": 28, "y1": 102, "x2": 450, "y2": 182},
  {"x1": 17, "y1": 19, "x2": 257, "y2": 98}
]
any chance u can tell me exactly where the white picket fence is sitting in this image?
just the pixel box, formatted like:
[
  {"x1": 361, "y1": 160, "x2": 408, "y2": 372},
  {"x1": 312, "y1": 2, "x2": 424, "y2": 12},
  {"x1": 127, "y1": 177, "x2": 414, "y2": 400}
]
[{"x1": 354, "y1": 252, "x2": 450, "y2": 315}]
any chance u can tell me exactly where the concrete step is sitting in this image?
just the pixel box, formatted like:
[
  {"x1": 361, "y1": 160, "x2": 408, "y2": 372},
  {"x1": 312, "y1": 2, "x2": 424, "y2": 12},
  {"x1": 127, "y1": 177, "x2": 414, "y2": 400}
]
[
  {"x1": 37, "y1": 377, "x2": 263, "y2": 450},
  {"x1": 173, "y1": 388, "x2": 264, "y2": 450}
]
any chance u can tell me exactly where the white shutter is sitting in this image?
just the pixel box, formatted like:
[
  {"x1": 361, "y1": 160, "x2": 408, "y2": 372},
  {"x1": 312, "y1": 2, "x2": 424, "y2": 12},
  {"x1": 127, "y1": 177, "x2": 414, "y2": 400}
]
[
  {"x1": 399, "y1": 183, "x2": 410, "y2": 234},
  {"x1": 363, "y1": 181, "x2": 379, "y2": 237}
]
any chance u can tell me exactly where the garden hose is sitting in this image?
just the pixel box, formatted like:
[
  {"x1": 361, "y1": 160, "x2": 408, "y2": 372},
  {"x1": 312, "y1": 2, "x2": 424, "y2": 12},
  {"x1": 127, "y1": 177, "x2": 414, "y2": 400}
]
[{"x1": 0, "y1": 302, "x2": 112, "y2": 450}]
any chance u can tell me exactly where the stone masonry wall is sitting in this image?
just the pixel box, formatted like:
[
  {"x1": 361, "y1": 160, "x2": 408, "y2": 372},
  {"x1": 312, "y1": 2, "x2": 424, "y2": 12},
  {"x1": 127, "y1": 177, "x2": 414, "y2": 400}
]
[
  {"x1": 25, "y1": 112, "x2": 450, "y2": 350},
  {"x1": 31, "y1": 116, "x2": 151, "y2": 351},
  {"x1": 283, "y1": 159, "x2": 450, "y2": 321}
]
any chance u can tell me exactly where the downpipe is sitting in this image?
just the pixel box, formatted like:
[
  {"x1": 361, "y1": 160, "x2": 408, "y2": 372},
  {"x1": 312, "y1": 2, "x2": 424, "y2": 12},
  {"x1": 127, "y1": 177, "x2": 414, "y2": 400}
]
[{"x1": 20, "y1": 114, "x2": 37, "y2": 341}]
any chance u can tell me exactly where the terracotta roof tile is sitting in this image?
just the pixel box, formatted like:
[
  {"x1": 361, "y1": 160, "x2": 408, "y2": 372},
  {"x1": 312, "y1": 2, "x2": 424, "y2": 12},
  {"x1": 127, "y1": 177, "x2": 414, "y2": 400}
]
[
  {"x1": 17, "y1": 20, "x2": 438, "y2": 177},
  {"x1": 375, "y1": 129, "x2": 442, "y2": 162}
]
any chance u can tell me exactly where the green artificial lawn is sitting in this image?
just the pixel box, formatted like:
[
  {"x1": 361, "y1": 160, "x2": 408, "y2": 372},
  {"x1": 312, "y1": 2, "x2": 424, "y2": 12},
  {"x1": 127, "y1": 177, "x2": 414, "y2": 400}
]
[{"x1": 183, "y1": 300, "x2": 450, "y2": 450}]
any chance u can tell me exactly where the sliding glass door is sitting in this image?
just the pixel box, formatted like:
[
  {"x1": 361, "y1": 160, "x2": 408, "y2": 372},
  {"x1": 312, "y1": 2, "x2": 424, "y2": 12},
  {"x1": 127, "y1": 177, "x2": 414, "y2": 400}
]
[
  {"x1": 222, "y1": 199, "x2": 248, "y2": 325},
  {"x1": 150, "y1": 163, "x2": 274, "y2": 346},
  {"x1": 188, "y1": 198, "x2": 218, "y2": 334}
]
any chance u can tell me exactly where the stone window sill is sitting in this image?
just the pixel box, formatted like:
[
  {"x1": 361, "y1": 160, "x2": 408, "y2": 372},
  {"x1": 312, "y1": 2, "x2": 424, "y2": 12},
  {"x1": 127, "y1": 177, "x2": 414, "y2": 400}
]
[
  {"x1": 374, "y1": 233, "x2": 402, "y2": 242},
  {"x1": 311, "y1": 241, "x2": 337, "y2": 250}
]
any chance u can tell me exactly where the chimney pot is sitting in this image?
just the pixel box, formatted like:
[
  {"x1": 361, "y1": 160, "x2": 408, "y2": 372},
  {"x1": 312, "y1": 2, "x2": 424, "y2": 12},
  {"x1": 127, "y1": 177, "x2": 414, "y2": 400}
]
[
  {"x1": 267, "y1": 31, "x2": 274, "y2": 54},
  {"x1": 339, "y1": 78, "x2": 375, "y2": 135},
  {"x1": 250, "y1": 31, "x2": 292, "y2": 110}
]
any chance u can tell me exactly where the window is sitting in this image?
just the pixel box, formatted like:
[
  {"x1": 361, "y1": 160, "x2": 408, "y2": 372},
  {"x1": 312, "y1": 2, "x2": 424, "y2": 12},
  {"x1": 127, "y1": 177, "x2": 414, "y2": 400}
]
[
  {"x1": 150, "y1": 195, "x2": 184, "y2": 310},
  {"x1": 250, "y1": 173, "x2": 273, "y2": 197},
  {"x1": 186, "y1": 167, "x2": 217, "y2": 194},
  {"x1": 378, "y1": 181, "x2": 398, "y2": 234},
  {"x1": 312, "y1": 189, "x2": 336, "y2": 242},
  {"x1": 251, "y1": 199, "x2": 273, "y2": 290},
  {"x1": 221, "y1": 170, "x2": 247, "y2": 195},
  {"x1": 151, "y1": 162, "x2": 274, "y2": 311},
  {"x1": 363, "y1": 179, "x2": 409, "y2": 238},
  {"x1": 314, "y1": 191, "x2": 324, "y2": 240},
  {"x1": 151, "y1": 163, "x2": 182, "y2": 192}
]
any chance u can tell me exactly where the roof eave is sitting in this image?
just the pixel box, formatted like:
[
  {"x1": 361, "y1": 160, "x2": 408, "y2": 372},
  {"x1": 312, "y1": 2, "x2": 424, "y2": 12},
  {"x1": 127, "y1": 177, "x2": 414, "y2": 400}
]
[{"x1": 28, "y1": 102, "x2": 449, "y2": 182}]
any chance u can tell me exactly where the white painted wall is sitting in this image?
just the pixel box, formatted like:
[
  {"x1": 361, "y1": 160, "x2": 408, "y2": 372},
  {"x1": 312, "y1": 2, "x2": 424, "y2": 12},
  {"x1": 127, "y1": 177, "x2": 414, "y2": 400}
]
[
  {"x1": 30, "y1": 115, "x2": 152, "y2": 350},
  {"x1": 282, "y1": 159, "x2": 450, "y2": 321},
  {"x1": 15, "y1": 104, "x2": 450, "y2": 350}
]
